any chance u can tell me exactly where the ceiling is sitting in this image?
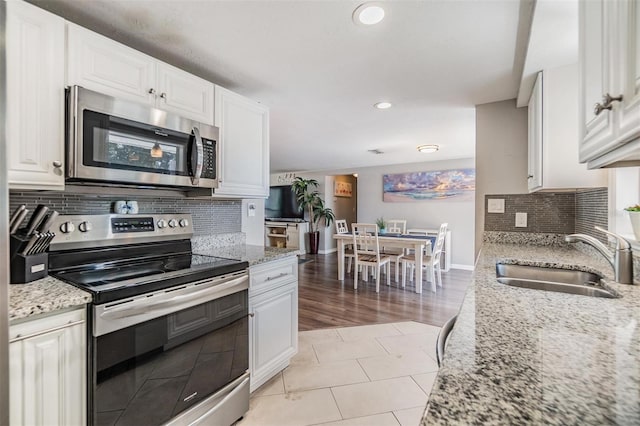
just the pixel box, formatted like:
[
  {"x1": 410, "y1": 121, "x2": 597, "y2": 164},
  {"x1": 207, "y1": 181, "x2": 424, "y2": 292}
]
[{"x1": 32, "y1": 0, "x2": 528, "y2": 173}]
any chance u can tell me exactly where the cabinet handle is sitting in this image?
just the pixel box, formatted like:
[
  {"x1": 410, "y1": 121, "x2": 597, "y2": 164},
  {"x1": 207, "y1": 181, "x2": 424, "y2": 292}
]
[
  {"x1": 266, "y1": 272, "x2": 288, "y2": 281},
  {"x1": 160, "y1": 92, "x2": 167, "y2": 99},
  {"x1": 52, "y1": 160, "x2": 62, "y2": 168},
  {"x1": 148, "y1": 88, "x2": 156, "y2": 95},
  {"x1": 594, "y1": 93, "x2": 623, "y2": 116},
  {"x1": 527, "y1": 175, "x2": 533, "y2": 179},
  {"x1": 248, "y1": 313, "x2": 255, "y2": 318},
  {"x1": 10, "y1": 319, "x2": 85, "y2": 343}
]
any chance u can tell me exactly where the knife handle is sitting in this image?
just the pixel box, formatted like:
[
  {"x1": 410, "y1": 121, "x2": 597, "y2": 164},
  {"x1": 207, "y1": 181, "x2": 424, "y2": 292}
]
[
  {"x1": 24, "y1": 205, "x2": 49, "y2": 237},
  {"x1": 36, "y1": 211, "x2": 59, "y2": 233},
  {"x1": 9, "y1": 205, "x2": 26, "y2": 229},
  {"x1": 10, "y1": 209, "x2": 28, "y2": 235}
]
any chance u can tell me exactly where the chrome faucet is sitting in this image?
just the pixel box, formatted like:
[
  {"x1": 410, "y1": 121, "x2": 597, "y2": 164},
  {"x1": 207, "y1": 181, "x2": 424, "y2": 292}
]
[{"x1": 565, "y1": 226, "x2": 634, "y2": 285}]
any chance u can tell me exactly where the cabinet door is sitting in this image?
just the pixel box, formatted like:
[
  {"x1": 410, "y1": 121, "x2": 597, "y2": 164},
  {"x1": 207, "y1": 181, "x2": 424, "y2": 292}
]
[
  {"x1": 6, "y1": 1, "x2": 65, "y2": 190},
  {"x1": 616, "y1": 0, "x2": 640, "y2": 144},
  {"x1": 286, "y1": 225, "x2": 300, "y2": 249},
  {"x1": 214, "y1": 86, "x2": 270, "y2": 198},
  {"x1": 157, "y1": 62, "x2": 214, "y2": 125},
  {"x1": 67, "y1": 23, "x2": 156, "y2": 105},
  {"x1": 579, "y1": 0, "x2": 618, "y2": 162},
  {"x1": 10, "y1": 311, "x2": 86, "y2": 426},
  {"x1": 249, "y1": 283, "x2": 298, "y2": 391},
  {"x1": 527, "y1": 72, "x2": 543, "y2": 192}
]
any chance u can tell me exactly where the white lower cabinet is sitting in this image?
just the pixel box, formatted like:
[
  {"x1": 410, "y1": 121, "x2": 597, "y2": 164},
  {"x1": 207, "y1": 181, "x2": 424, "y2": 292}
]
[
  {"x1": 9, "y1": 308, "x2": 87, "y2": 426},
  {"x1": 249, "y1": 256, "x2": 298, "y2": 392}
]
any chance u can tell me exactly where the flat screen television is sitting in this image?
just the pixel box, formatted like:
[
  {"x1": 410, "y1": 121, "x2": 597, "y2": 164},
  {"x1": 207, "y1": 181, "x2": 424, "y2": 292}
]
[{"x1": 265, "y1": 185, "x2": 304, "y2": 220}]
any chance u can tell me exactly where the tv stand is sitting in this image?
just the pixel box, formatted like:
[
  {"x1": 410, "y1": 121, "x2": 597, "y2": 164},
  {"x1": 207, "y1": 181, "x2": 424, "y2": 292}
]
[{"x1": 265, "y1": 221, "x2": 308, "y2": 253}]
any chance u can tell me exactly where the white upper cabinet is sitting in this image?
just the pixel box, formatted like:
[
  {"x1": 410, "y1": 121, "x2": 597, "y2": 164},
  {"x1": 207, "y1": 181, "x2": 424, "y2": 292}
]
[
  {"x1": 67, "y1": 24, "x2": 214, "y2": 125},
  {"x1": 579, "y1": 0, "x2": 640, "y2": 168},
  {"x1": 527, "y1": 72, "x2": 543, "y2": 192},
  {"x1": 214, "y1": 86, "x2": 270, "y2": 198},
  {"x1": 6, "y1": 1, "x2": 65, "y2": 190},
  {"x1": 528, "y1": 65, "x2": 606, "y2": 192}
]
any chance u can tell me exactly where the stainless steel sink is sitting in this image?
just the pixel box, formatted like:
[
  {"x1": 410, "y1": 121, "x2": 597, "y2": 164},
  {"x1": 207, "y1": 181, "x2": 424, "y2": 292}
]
[{"x1": 495, "y1": 263, "x2": 621, "y2": 298}]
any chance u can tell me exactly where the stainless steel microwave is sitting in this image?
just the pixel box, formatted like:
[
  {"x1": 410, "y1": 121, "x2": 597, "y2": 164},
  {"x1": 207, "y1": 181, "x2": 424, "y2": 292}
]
[{"x1": 66, "y1": 86, "x2": 218, "y2": 189}]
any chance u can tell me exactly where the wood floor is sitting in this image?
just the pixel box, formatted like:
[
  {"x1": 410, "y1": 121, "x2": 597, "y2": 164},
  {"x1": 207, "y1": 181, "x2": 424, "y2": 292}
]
[{"x1": 297, "y1": 254, "x2": 472, "y2": 331}]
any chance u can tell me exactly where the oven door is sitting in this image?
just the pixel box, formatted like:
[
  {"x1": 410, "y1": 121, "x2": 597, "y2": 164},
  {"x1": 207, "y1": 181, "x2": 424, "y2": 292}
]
[
  {"x1": 90, "y1": 272, "x2": 248, "y2": 426},
  {"x1": 67, "y1": 85, "x2": 218, "y2": 189}
]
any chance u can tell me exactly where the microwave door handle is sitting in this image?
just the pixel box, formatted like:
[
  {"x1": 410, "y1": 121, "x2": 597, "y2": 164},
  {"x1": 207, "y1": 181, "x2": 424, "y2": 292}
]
[{"x1": 191, "y1": 126, "x2": 204, "y2": 185}]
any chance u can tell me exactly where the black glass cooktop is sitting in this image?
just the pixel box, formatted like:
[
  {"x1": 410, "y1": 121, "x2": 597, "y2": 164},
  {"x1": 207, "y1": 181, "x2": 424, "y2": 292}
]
[{"x1": 49, "y1": 241, "x2": 248, "y2": 304}]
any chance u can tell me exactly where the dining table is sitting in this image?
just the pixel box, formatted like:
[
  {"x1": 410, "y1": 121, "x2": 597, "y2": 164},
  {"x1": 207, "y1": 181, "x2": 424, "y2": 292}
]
[{"x1": 333, "y1": 233, "x2": 435, "y2": 293}]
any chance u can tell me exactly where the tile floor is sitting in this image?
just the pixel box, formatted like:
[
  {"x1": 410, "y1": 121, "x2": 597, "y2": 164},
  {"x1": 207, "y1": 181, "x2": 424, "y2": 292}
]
[{"x1": 237, "y1": 322, "x2": 441, "y2": 426}]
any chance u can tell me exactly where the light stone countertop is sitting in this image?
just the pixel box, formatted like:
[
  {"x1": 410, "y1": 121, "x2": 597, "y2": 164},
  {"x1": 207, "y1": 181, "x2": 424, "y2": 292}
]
[
  {"x1": 422, "y1": 242, "x2": 640, "y2": 425},
  {"x1": 194, "y1": 244, "x2": 300, "y2": 266},
  {"x1": 9, "y1": 275, "x2": 92, "y2": 323}
]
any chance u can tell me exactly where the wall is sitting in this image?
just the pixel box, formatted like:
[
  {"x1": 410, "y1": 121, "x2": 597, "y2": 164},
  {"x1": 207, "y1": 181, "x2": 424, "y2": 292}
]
[
  {"x1": 241, "y1": 198, "x2": 265, "y2": 245},
  {"x1": 485, "y1": 192, "x2": 576, "y2": 234},
  {"x1": 485, "y1": 188, "x2": 608, "y2": 242},
  {"x1": 9, "y1": 192, "x2": 242, "y2": 236},
  {"x1": 575, "y1": 188, "x2": 608, "y2": 241},
  {"x1": 475, "y1": 99, "x2": 529, "y2": 256}
]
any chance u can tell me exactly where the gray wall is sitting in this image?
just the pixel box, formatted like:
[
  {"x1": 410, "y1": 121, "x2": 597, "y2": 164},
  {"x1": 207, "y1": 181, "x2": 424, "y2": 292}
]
[
  {"x1": 9, "y1": 192, "x2": 242, "y2": 236},
  {"x1": 475, "y1": 99, "x2": 529, "y2": 256}
]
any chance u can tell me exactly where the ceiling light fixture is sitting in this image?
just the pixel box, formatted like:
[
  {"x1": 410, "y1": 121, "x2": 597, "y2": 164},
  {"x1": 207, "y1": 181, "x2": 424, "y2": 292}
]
[
  {"x1": 374, "y1": 101, "x2": 392, "y2": 109},
  {"x1": 353, "y1": 3, "x2": 385, "y2": 26},
  {"x1": 417, "y1": 144, "x2": 439, "y2": 153}
]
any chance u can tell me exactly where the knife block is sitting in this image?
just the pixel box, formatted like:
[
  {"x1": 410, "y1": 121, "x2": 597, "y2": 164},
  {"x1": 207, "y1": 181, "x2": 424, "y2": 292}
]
[{"x1": 9, "y1": 235, "x2": 48, "y2": 284}]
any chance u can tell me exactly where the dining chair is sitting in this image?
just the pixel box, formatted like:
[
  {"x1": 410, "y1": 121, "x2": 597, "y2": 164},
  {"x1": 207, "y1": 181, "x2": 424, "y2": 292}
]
[
  {"x1": 401, "y1": 223, "x2": 448, "y2": 291},
  {"x1": 335, "y1": 219, "x2": 355, "y2": 273},
  {"x1": 381, "y1": 219, "x2": 407, "y2": 282},
  {"x1": 352, "y1": 223, "x2": 391, "y2": 293}
]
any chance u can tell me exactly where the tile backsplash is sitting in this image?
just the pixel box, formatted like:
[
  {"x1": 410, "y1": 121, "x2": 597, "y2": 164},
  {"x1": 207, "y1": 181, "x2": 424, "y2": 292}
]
[
  {"x1": 485, "y1": 188, "x2": 608, "y2": 242},
  {"x1": 9, "y1": 192, "x2": 241, "y2": 236}
]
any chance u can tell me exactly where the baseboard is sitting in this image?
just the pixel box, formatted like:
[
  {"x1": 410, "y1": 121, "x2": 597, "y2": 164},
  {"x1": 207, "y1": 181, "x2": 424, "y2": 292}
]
[
  {"x1": 450, "y1": 263, "x2": 475, "y2": 271},
  {"x1": 318, "y1": 248, "x2": 337, "y2": 255}
]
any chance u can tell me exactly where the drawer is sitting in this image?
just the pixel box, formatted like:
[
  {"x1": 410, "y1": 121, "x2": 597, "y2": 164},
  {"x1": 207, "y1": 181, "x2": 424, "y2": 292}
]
[{"x1": 250, "y1": 257, "x2": 297, "y2": 295}]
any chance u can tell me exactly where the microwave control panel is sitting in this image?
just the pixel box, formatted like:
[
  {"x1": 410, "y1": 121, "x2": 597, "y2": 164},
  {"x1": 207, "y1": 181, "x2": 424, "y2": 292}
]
[{"x1": 202, "y1": 139, "x2": 216, "y2": 179}]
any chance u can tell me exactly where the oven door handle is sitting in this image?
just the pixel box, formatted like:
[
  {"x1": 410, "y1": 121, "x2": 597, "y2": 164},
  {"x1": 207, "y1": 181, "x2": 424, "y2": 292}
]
[
  {"x1": 99, "y1": 274, "x2": 247, "y2": 321},
  {"x1": 190, "y1": 126, "x2": 204, "y2": 186}
]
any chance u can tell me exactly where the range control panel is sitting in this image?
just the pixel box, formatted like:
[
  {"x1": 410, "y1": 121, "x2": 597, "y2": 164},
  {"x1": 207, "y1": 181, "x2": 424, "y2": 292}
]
[{"x1": 50, "y1": 214, "x2": 194, "y2": 250}]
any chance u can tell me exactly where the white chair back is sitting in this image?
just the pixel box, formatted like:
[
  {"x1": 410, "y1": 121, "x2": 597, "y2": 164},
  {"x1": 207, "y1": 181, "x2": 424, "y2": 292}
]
[
  {"x1": 352, "y1": 223, "x2": 380, "y2": 260},
  {"x1": 432, "y1": 223, "x2": 448, "y2": 263},
  {"x1": 386, "y1": 219, "x2": 407, "y2": 234},
  {"x1": 335, "y1": 219, "x2": 349, "y2": 234}
]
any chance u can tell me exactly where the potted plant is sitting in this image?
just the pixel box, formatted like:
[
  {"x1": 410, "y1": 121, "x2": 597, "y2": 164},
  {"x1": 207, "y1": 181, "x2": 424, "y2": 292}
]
[
  {"x1": 624, "y1": 204, "x2": 640, "y2": 240},
  {"x1": 376, "y1": 217, "x2": 386, "y2": 234},
  {"x1": 291, "y1": 177, "x2": 336, "y2": 254}
]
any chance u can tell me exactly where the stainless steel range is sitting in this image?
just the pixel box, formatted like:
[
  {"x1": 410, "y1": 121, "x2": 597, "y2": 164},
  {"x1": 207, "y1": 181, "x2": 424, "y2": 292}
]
[{"x1": 48, "y1": 214, "x2": 250, "y2": 426}]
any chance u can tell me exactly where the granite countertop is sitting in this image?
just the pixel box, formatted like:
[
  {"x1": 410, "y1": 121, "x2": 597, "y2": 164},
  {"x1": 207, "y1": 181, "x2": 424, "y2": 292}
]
[
  {"x1": 423, "y1": 242, "x2": 640, "y2": 425},
  {"x1": 194, "y1": 244, "x2": 300, "y2": 266},
  {"x1": 9, "y1": 276, "x2": 92, "y2": 323}
]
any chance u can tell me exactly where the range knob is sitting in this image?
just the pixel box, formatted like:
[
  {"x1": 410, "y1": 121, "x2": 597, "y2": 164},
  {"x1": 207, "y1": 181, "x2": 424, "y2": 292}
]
[
  {"x1": 78, "y1": 221, "x2": 92, "y2": 232},
  {"x1": 168, "y1": 219, "x2": 178, "y2": 228},
  {"x1": 60, "y1": 222, "x2": 75, "y2": 234},
  {"x1": 157, "y1": 219, "x2": 167, "y2": 229},
  {"x1": 179, "y1": 219, "x2": 189, "y2": 228}
]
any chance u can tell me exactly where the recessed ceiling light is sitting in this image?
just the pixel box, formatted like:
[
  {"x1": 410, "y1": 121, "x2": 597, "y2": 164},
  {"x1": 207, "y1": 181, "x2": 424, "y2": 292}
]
[
  {"x1": 353, "y1": 3, "x2": 385, "y2": 26},
  {"x1": 374, "y1": 102, "x2": 392, "y2": 109},
  {"x1": 417, "y1": 144, "x2": 439, "y2": 153}
]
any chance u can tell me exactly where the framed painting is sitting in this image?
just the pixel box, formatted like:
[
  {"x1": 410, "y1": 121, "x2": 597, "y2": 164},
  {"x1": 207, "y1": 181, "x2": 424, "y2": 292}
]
[
  {"x1": 383, "y1": 168, "x2": 475, "y2": 202},
  {"x1": 334, "y1": 181, "x2": 352, "y2": 197}
]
